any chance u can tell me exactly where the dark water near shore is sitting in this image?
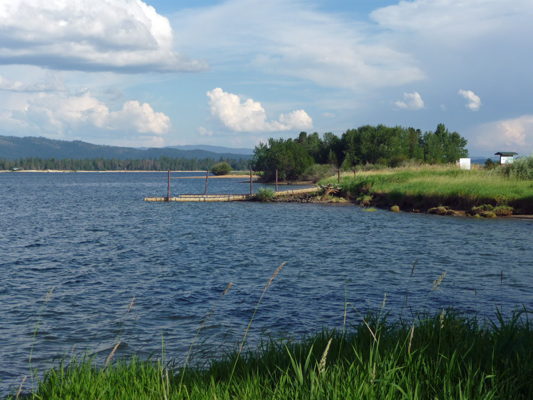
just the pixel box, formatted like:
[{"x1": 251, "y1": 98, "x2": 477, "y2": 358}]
[{"x1": 1, "y1": 172, "x2": 532, "y2": 393}]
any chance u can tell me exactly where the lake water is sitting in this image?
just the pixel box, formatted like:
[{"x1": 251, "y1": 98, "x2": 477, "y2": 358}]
[{"x1": 1, "y1": 172, "x2": 532, "y2": 393}]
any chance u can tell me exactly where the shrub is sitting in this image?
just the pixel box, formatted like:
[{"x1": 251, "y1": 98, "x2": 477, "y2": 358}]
[
  {"x1": 301, "y1": 164, "x2": 337, "y2": 183},
  {"x1": 390, "y1": 205, "x2": 400, "y2": 212},
  {"x1": 507, "y1": 154, "x2": 533, "y2": 180},
  {"x1": 211, "y1": 162, "x2": 233, "y2": 175},
  {"x1": 490, "y1": 154, "x2": 533, "y2": 180},
  {"x1": 389, "y1": 155, "x2": 408, "y2": 168},
  {"x1": 255, "y1": 187, "x2": 276, "y2": 202},
  {"x1": 485, "y1": 158, "x2": 497, "y2": 169}
]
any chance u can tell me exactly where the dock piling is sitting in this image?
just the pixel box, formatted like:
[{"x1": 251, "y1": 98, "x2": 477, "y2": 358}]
[
  {"x1": 204, "y1": 170, "x2": 209, "y2": 195},
  {"x1": 167, "y1": 170, "x2": 170, "y2": 201},
  {"x1": 250, "y1": 170, "x2": 253, "y2": 196}
]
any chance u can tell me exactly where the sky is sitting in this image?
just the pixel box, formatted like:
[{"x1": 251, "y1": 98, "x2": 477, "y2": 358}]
[{"x1": 0, "y1": 0, "x2": 532, "y2": 156}]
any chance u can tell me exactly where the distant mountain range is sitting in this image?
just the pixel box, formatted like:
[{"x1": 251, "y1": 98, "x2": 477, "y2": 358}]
[
  {"x1": 166, "y1": 144, "x2": 253, "y2": 155},
  {"x1": 0, "y1": 136, "x2": 254, "y2": 161},
  {"x1": 471, "y1": 157, "x2": 498, "y2": 164}
]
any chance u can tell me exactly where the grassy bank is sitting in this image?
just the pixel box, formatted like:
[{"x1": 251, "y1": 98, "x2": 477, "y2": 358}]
[
  {"x1": 7, "y1": 309, "x2": 533, "y2": 399},
  {"x1": 6, "y1": 265, "x2": 533, "y2": 399},
  {"x1": 320, "y1": 165, "x2": 533, "y2": 214}
]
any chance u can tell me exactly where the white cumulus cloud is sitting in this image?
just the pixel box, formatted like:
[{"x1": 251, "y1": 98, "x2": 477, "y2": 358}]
[
  {"x1": 472, "y1": 115, "x2": 533, "y2": 154},
  {"x1": 206, "y1": 88, "x2": 313, "y2": 132},
  {"x1": 458, "y1": 89, "x2": 481, "y2": 111},
  {"x1": 4, "y1": 91, "x2": 170, "y2": 140},
  {"x1": 0, "y1": 0, "x2": 208, "y2": 73},
  {"x1": 395, "y1": 92, "x2": 425, "y2": 110}
]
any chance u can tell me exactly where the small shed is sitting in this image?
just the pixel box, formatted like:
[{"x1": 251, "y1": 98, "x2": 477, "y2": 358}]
[{"x1": 495, "y1": 152, "x2": 518, "y2": 165}]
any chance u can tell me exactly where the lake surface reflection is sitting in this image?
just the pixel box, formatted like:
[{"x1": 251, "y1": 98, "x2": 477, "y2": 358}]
[{"x1": 1, "y1": 172, "x2": 532, "y2": 392}]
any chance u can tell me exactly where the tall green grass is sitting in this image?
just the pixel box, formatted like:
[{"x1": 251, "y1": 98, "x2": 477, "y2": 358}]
[
  {"x1": 6, "y1": 264, "x2": 533, "y2": 399},
  {"x1": 320, "y1": 165, "x2": 533, "y2": 212},
  {"x1": 10, "y1": 311, "x2": 533, "y2": 399}
]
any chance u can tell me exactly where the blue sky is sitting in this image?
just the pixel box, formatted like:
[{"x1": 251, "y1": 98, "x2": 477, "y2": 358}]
[{"x1": 0, "y1": 0, "x2": 532, "y2": 156}]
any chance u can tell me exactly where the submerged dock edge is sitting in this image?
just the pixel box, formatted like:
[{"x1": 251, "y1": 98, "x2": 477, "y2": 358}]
[{"x1": 144, "y1": 187, "x2": 318, "y2": 202}]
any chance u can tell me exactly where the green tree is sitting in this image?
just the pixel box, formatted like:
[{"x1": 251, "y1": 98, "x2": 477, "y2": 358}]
[
  {"x1": 252, "y1": 138, "x2": 314, "y2": 181},
  {"x1": 211, "y1": 162, "x2": 233, "y2": 175},
  {"x1": 420, "y1": 124, "x2": 468, "y2": 164}
]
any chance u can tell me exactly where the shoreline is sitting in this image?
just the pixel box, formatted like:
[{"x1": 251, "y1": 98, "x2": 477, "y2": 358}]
[
  {"x1": 269, "y1": 188, "x2": 533, "y2": 219},
  {"x1": 5, "y1": 168, "x2": 532, "y2": 219},
  {"x1": 317, "y1": 166, "x2": 533, "y2": 217}
]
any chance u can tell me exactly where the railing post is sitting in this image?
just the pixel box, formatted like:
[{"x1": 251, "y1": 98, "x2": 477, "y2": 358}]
[
  {"x1": 275, "y1": 169, "x2": 278, "y2": 192},
  {"x1": 167, "y1": 169, "x2": 170, "y2": 201},
  {"x1": 204, "y1": 169, "x2": 209, "y2": 195}
]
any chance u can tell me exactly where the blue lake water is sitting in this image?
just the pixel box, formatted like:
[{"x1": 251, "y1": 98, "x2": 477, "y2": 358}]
[{"x1": 1, "y1": 172, "x2": 532, "y2": 393}]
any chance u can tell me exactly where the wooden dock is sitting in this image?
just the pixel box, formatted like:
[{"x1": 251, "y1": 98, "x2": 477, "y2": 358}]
[{"x1": 145, "y1": 187, "x2": 318, "y2": 202}]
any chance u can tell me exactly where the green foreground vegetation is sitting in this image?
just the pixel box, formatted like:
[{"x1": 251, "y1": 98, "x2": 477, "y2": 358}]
[
  {"x1": 320, "y1": 163, "x2": 533, "y2": 214},
  {"x1": 8, "y1": 310, "x2": 533, "y2": 399},
  {"x1": 6, "y1": 266, "x2": 533, "y2": 399}
]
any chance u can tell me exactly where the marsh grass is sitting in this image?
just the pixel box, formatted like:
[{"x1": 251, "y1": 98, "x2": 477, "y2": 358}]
[
  {"x1": 320, "y1": 165, "x2": 533, "y2": 213},
  {"x1": 7, "y1": 266, "x2": 533, "y2": 400}
]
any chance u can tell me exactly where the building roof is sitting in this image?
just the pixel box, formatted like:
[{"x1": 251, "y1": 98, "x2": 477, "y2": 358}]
[{"x1": 495, "y1": 152, "x2": 518, "y2": 156}]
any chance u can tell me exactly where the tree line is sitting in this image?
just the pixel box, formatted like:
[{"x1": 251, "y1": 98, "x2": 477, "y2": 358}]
[
  {"x1": 1, "y1": 155, "x2": 250, "y2": 171},
  {"x1": 252, "y1": 124, "x2": 469, "y2": 181}
]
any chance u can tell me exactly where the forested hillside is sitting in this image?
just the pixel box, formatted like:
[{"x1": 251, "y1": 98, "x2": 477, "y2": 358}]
[
  {"x1": 0, "y1": 136, "x2": 252, "y2": 171},
  {"x1": 0, "y1": 156, "x2": 250, "y2": 171},
  {"x1": 0, "y1": 136, "x2": 252, "y2": 161}
]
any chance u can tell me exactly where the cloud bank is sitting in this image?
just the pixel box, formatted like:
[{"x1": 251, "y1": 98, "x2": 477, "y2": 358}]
[
  {"x1": 371, "y1": 0, "x2": 533, "y2": 39},
  {"x1": 395, "y1": 92, "x2": 424, "y2": 110},
  {"x1": 206, "y1": 88, "x2": 312, "y2": 132},
  {"x1": 0, "y1": 0, "x2": 208, "y2": 73},
  {"x1": 458, "y1": 89, "x2": 481, "y2": 111},
  {"x1": 173, "y1": 0, "x2": 424, "y2": 90},
  {"x1": 473, "y1": 115, "x2": 533, "y2": 153},
  {"x1": 2, "y1": 90, "x2": 170, "y2": 144}
]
